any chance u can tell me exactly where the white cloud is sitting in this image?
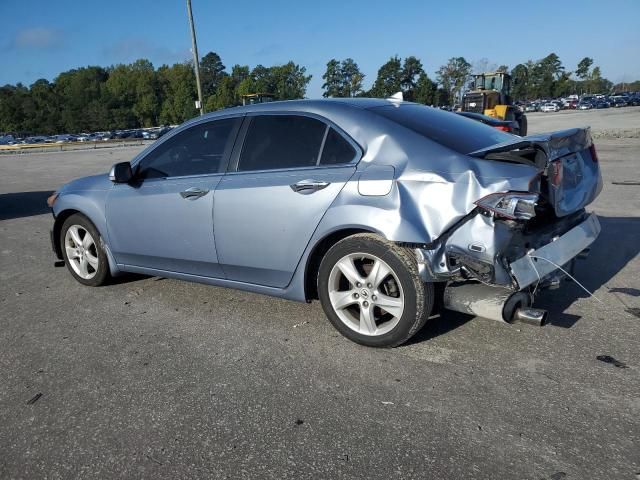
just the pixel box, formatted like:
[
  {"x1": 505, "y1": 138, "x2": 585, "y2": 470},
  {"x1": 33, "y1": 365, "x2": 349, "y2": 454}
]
[{"x1": 14, "y1": 27, "x2": 63, "y2": 49}]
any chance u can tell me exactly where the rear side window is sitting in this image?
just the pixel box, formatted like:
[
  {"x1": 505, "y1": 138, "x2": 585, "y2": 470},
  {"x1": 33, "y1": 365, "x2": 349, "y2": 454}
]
[
  {"x1": 137, "y1": 118, "x2": 239, "y2": 179},
  {"x1": 371, "y1": 104, "x2": 513, "y2": 154},
  {"x1": 320, "y1": 128, "x2": 356, "y2": 165},
  {"x1": 238, "y1": 115, "x2": 326, "y2": 171}
]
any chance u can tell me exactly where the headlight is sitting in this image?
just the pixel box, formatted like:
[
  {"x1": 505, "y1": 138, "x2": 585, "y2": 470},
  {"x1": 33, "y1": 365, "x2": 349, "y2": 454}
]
[
  {"x1": 46, "y1": 192, "x2": 59, "y2": 208},
  {"x1": 474, "y1": 192, "x2": 538, "y2": 220}
]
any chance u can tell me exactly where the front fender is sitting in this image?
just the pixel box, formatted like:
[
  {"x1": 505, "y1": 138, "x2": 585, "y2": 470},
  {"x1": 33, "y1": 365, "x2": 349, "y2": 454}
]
[{"x1": 52, "y1": 191, "x2": 119, "y2": 275}]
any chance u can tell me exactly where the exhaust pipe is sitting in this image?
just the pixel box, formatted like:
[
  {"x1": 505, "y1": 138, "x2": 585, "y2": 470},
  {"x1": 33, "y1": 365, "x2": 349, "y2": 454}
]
[
  {"x1": 443, "y1": 282, "x2": 546, "y2": 326},
  {"x1": 513, "y1": 307, "x2": 548, "y2": 326}
]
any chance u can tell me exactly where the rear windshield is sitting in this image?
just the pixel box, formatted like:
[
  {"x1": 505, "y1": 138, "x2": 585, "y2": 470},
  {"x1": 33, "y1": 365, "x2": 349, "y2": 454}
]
[{"x1": 370, "y1": 104, "x2": 513, "y2": 154}]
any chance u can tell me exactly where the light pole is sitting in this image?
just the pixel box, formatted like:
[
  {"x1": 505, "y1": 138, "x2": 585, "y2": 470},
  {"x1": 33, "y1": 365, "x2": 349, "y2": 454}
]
[{"x1": 186, "y1": 0, "x2": 204, "y2": 115}]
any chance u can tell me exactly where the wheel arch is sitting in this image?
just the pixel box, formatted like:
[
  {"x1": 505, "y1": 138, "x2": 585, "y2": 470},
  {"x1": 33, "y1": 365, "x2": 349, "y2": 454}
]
[
  {"x1": 304, "y1": 227, "x2": 381, "y2": 301},
  {"x1": 52, "y1": 209, "x2": 81, "y2": 259},
  {"x1": 53, "y1": 207, "x2": 119, "y2": 275}
]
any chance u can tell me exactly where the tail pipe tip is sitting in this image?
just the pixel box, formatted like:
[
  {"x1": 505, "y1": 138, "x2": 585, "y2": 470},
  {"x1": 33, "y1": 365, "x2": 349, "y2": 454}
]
[{"x1": 512, "y1": 307, "x2": 548, "y2": 326}]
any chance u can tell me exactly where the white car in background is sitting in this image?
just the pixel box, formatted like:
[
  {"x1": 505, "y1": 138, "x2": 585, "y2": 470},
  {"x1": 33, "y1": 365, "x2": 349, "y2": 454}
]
[{"x1": 541, "y1": 103, "x2": 560, "y2": 112}]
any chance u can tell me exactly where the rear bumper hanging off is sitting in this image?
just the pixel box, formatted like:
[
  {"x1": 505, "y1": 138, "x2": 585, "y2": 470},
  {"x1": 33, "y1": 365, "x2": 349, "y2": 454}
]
[{"x1": 509, "y1": 213, "x2": 600, "y2": 290}]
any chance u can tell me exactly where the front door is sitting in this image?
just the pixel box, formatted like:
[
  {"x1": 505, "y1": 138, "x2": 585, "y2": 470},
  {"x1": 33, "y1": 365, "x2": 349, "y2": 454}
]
[
  {"x1": 105, "y1": 117, "x2": 241, "y2": 277},
  {"x1": 214, "y1": 114, "x2": 359, "y2": 287}
]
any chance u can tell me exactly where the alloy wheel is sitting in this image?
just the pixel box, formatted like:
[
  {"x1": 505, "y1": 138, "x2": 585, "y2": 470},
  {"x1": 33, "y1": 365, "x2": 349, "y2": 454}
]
[
  {"x1": 64, "y1": 225, "x2": 99, "y2": 280},
  {"x1": 328, "y1": 253, "x2": 404, "y2": 336}
]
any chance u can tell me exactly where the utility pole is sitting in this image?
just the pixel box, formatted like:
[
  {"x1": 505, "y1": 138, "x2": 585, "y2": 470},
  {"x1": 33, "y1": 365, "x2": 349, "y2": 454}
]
[{"x1": 186, "y1": 0, "x2": 204, "y2": 115}]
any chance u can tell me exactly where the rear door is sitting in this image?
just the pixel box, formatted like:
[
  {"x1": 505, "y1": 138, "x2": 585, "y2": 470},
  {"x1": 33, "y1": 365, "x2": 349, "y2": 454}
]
[{"x1": 214, "y1": 114, "x2": 359, "y2": 288}]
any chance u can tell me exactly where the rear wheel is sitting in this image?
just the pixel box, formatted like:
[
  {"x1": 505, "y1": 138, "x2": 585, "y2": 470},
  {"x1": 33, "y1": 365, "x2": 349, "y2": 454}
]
[
  {"x1": 318, "y1": 234, "x2": 433, "y2": 347},
  {"x1": 60, "y1": 213, "x2": 111, "y2": 286}
]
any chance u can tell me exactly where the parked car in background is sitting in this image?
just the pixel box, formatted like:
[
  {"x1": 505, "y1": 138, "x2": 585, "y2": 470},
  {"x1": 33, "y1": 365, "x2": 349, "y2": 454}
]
[
  {"x1": 541, "y1": 103, "x2": 560, "y2": 112},
  {"x1": 611, "y1": 96, "x2": 628, "y2": 107},
  {"x1": 0, "y1": 134, "x2": 16, "y2": 145},
  {"x1": 577, "y1": 102, "x2": 592, "y2": 110},
  {"x1": 48, "y1": 99, "x2": 602, "y2": 347},
  {"x1": 142, "y1": 126, "x2": 173, "y2": 140}
]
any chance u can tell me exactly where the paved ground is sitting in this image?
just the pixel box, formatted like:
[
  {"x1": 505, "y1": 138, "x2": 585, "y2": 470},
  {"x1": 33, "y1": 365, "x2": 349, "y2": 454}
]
[
  {"x1": 527, "y1": 106, "x2": 640, "y2": 138},
  {"x1": 1, "y1": 109, "x2": 639, "y2": 479}
]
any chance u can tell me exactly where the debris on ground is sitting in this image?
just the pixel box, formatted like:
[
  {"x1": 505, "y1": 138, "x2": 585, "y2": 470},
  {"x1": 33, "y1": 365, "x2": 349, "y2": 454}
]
[
  {"x1": 26, "y1": 393, "x2": 42, "y2": 405},
  {"x1": 596, "y1": 355, "x2": 628, "y2": 368}
]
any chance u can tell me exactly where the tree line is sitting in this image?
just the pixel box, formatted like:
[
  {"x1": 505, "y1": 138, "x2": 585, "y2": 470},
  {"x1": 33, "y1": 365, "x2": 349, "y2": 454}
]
[
  {"x1": 323, "y1": 53, "x2": 621, "y2": 104},
  {"x1": 0, "y1": 53, "x2": 311, "y2": 135},
  {"x1": 0, "y1": 51, "x2": 634, "y2": 135}
]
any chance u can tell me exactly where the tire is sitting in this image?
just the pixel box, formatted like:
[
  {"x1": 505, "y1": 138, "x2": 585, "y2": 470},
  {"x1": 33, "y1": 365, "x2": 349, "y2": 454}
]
[
  {"x1": 517, "y1": 113, "x2": 528, "y2": 136},
  {"x1": 317, "y1": 233, "x2": 434, "y2": 347},
  {"x1": 60, "y1": 213, "x2": 111, "y2": 286}
]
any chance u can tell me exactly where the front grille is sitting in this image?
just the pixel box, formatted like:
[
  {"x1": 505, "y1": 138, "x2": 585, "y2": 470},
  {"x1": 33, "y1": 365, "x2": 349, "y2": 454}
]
[{"x1": 463, "y1": 93, "x2": 484, "y2": 113}]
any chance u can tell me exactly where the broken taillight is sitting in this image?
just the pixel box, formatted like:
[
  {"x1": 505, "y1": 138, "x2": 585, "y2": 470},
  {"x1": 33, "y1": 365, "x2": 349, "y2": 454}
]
[
  {"x1": 549, "y1": 160, "x2": 563, "y2": 187},
  {"x1": 474, "y1": 192, "x2": 538, "y2": 220}
]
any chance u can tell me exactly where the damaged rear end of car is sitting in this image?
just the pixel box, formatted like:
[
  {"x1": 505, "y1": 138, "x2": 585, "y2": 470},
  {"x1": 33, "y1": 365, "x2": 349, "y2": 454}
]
[{"x1": 412, "y1": 127, "x2": 603, "y2": 325}]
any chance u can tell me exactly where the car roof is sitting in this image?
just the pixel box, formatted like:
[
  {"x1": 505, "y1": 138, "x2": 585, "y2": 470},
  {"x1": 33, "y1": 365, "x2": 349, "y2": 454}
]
[{"x1": 197, "y1": 98, "x2": 401, "y2": 120}]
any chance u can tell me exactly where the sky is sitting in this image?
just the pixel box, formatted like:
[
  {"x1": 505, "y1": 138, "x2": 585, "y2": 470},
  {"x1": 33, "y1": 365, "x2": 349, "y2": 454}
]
[{"x1": 1, "y1": 0, "x2": 639, "y2": 98}]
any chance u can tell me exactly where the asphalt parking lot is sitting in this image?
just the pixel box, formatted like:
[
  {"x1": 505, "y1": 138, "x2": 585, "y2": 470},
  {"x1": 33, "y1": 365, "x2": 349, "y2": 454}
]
[{"x1": 1, "y1": 108, "x2": 639, "y2": 479}]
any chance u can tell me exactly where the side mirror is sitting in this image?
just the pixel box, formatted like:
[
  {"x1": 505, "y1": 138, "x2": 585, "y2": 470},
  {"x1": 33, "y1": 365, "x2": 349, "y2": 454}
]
[{"x1": 109, "y1": 162, "x2": 133, "y2": 183}]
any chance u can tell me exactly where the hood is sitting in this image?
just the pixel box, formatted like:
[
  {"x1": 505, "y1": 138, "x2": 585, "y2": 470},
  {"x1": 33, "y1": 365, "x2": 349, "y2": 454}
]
[{"x1": 59, "y1": 173, "x2": 112, "y2": 194}]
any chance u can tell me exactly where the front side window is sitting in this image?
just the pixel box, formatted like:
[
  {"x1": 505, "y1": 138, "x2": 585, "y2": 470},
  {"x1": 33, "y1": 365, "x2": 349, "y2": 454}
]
[
  {"x1": 237, "y1": 115, "x2": 327, "y2": 171},
  {"x1": 137, "y1": 118, "x2": 239, "y2": 179}
]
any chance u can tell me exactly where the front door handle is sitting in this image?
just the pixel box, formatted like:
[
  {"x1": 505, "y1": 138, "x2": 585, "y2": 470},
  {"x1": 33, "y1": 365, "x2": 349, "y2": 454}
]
[
  {"x1": 180, "y1": 187, "x2": 209, "y2": 200},
  {"x1": 290, "y1": 179, "x2": 330, "y2": 194}
]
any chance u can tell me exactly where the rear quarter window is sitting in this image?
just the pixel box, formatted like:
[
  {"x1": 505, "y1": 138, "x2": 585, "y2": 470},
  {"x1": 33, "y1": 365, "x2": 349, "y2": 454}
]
[{"x1": 370, "y1": 104, "x2": 513, "y2": 154}]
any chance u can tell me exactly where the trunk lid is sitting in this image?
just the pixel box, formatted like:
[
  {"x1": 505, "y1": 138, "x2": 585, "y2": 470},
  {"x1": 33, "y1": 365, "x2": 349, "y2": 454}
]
[{"x1": 469, "y1": 127, "x2": 603, "y2": 217}]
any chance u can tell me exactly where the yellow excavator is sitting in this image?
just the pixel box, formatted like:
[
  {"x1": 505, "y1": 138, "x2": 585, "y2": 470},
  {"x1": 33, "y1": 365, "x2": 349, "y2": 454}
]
[
  {"x1": 462, "y1": 72, "x2": 527, "y2": 135},
  {"x1": 241, "y1": 93, "x2": 275, "y2": 106}
]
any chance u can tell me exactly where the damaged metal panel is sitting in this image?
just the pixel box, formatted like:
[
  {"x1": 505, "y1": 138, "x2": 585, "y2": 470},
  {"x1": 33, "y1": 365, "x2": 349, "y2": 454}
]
[{"x1": 509, "y1": 213, "x2": 601, "y2": 289}]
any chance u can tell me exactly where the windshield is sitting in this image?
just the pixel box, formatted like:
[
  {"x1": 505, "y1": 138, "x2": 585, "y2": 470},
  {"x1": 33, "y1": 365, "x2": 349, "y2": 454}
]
[{"x1": 370, "y1": 103, "x2": 513, "y2": 155}]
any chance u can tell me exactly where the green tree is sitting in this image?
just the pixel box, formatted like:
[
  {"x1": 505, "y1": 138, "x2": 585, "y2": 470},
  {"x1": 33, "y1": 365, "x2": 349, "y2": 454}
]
[
  {"x1": 322, "y1": 58, "x2": 364, "y2": 97},
  {"x1": 270, "y1": 62, "x2": 312, "y2": 99},
  {"x1": 54, "y1": 66, "x2": 109, "y2": 132},
  {"x1": 205, "y1": 75, "x2": 238, "y2": 111},
  {"x1": 400, "y1": 56, "x2": 424, "y2": 101},
  {"x1": 25, "y1": 79, "x2": 60, "y2": 134},
  {"x1": 511, "y1": 64, "x2": 529, "y2": 100},
  {"x1": 497, "y1": 65, "x2": 509, "y2": 73},
  {"x1": 200, "y1": 52, "x2": 227, "y2": 98},
  {"x1": 370, "y1": 56, "x2": 402, "y2": 98},
  {"x1": 0, "y1": 84, "x2": 29, "y2": 133},
  {"x1": 414, "y1": 73, "x2": 437, "y2": 105},
  {"x1": 157, "y1": 62, "x2": 198, "y2": 125},
  {"x1": 575, "y1": 57, "x2": 593, "y2": 80},
  {"x1": 436, "y1": 57, "x2": 471, "y2": 104},
  {"x1": 322, "y1": 59, "x2": 342, "y2": 97},
  {"x1": 340, "y1": 58, "x2": 364, "y2": 97}
]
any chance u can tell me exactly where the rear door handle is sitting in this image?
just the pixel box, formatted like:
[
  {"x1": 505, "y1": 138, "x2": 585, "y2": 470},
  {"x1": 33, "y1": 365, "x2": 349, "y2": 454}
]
[
  {"x1": 180, "y1": 187, "x2": 209, "y2": 200},
  {"x1": 290, "y1": 179, "x2": 330, "y2": 194}
]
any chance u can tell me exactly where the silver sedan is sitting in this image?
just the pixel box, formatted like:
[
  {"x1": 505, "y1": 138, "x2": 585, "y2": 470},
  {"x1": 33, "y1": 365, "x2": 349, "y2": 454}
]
[{"x1": 48, "y1": 99, "x2": 602, "y2": 347}]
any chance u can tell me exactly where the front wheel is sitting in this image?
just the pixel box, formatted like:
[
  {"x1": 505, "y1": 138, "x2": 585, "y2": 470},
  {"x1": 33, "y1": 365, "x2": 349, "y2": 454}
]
[
  {"x1": 60, "y1": 213, "x2": 111, "y2": 286},
  {"x1": 317, "y1": 234, "x2": 434, "y2": 347}
]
